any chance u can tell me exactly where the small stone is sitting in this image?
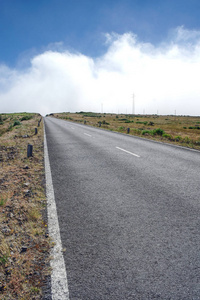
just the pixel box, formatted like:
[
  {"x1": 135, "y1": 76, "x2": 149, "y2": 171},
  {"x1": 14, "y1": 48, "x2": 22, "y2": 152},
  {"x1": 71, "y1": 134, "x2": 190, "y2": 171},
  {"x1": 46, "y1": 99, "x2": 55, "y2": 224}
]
[
  {"x1": 23, "y1": 165, "x2": 30, "y2": 170},
  {"x1": 0, "y1": 285, "x2": 4, "y2": 292},
  {"x1": 5, "y1": 268, "x2": 11, "y2": 276},
  {"x1": 6, "y1": 212, "x2": 13, "y2": 218},
  {"x1": 20, "y1": 246, "x2": 28, "y2": 253},
  {"x1": 2, "y1": 226, "x2": 11, "y2": 235},
  {"x1": 23, "y1": 189, "x2": 31, "y2": 197}
]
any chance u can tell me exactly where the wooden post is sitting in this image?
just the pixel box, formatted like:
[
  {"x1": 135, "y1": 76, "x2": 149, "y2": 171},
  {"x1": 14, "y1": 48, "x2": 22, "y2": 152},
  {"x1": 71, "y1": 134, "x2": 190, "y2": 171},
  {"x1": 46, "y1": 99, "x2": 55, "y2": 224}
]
[
  {"x1": 0, "y1": 152, "x2": 3, "y2": 166},
  {"x1": 27, "y1": 144, "x2": 33, "y2": 157}
]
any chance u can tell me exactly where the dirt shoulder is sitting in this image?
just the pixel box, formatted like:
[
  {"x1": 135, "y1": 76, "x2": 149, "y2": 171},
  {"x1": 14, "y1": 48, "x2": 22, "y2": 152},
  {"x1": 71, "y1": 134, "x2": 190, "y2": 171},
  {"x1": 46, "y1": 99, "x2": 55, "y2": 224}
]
[{"x1": 0, "y1": 113, "x2": 50, "y2": 299}]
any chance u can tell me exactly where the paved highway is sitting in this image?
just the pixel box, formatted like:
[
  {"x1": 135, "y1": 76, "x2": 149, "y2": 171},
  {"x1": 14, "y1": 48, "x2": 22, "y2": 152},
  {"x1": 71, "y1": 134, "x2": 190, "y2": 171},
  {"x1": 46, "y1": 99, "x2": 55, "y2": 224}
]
[{"x1": 44, "y1": 117, "x2": 200, "y2": 300}]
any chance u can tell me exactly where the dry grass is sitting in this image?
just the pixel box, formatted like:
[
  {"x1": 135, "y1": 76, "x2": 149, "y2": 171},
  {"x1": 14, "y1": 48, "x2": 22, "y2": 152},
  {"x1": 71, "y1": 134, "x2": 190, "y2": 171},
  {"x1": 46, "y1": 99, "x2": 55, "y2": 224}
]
[
  {"x1": 50, "y1": 112, "x2": 200, "y2": 150},
  {"x1": 0, "y1": 113, "x2": 50, "y2": 299}
]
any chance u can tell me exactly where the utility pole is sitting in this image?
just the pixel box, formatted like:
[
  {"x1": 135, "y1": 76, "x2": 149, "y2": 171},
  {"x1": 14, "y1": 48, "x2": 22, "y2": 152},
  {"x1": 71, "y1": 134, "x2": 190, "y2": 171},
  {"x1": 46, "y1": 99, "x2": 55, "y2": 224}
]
[
  {"x1": 101, "y1": 103, "x2": 103, "y2": 114},
  {"x1": 132, "y1": 93, "x2": 135, "y2": 115}
]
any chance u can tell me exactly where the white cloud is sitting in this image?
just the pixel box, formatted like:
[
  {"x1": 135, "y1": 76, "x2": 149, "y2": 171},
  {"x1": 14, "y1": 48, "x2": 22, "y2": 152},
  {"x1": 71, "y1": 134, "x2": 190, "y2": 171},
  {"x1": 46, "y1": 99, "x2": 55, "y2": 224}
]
[
  {"x1": 1, "y1": 27, "x2": 200, "y2": 116},
  {"x1": 172, "y1": 25, "x2": 200, "y2": 44}
]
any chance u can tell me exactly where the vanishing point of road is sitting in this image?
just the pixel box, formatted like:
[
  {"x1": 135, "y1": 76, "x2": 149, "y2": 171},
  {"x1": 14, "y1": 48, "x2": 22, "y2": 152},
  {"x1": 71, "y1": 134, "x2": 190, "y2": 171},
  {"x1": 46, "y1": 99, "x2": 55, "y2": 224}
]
[{"x1": 44, "y1": 117, "x2": 200, "y2": 300}]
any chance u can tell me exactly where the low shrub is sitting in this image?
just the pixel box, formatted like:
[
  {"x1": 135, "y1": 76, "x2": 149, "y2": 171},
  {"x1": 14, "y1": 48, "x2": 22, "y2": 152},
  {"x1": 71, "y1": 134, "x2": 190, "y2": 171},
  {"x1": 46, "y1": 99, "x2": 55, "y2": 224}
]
[
  {"x1": 141, "y1": 128, "x2": 165, "y2": 136},
  {"x1": 62, "y1": 116, "x2": 73, "y2": 120},
  {"x1": 162, "y1": 133, "x2": 173, "y2": 140},
  {"x1": 102, "y1": 120, "x2": 110, "y2": 125},
  {"x1": 132, "y1": 128, "x2": 142, "y2": 135},
  {"x1": 175, "y1": 136, "x2": 182, "y2": 141},
  {"x1": 189, "y1": 126, "x2": 200, "y2": 129},
  {"x1": 13, "y1": 120, "x2": 21, "y2": 126},
  {"x1": 20, "y1": 115, "x2": 33, "y2": 121},
  {"x1": 152, "y1": 128, "x2": 165, "y2": 136},
  {"x1": 183, "y1": 136, "x2": 190, "y2": 143},
  {"x1": 8, "y1": 124, "x2": 13, "y2": 131},
  {"x1": 142, "y1": 130, "x2": 151, "y2": 135},
  {"x1": 136, "y1": 121, "x2": 148, "y2": 125},
  {"x1": 148, "y1": 121, "x2": 154, "y2": 126},
  {"x1": 83, "y1": 112, "x2": 101, "y2": 118}
]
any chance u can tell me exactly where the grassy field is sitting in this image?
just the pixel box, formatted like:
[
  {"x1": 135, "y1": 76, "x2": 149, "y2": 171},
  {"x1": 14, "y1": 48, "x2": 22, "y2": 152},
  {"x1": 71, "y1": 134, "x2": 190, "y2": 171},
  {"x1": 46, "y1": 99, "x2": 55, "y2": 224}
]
[
  {"x1": 50, "y1": 112, "x2": 200, "y2": 151},
  {"x1": 0, "y1": 113, "x2": 50, "y2": 299}
]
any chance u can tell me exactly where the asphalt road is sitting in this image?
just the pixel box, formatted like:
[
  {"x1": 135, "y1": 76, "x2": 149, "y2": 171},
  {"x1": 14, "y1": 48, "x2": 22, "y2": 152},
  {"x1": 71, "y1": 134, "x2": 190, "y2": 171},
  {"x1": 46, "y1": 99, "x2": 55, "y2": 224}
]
[{"x1": 44, "y1": 117, "x2": 200, "y2": 300}]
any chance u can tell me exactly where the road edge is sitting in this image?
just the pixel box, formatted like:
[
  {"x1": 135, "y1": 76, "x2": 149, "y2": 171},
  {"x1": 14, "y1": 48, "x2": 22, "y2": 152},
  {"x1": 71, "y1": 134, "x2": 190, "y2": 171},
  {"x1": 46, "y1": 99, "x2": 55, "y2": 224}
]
[
  {"x1": 58, "y1": 118, "x2": 200, "y2": 154},
  {"x1": 44, "y1": 118, "x2": 70, "y2": 300}
]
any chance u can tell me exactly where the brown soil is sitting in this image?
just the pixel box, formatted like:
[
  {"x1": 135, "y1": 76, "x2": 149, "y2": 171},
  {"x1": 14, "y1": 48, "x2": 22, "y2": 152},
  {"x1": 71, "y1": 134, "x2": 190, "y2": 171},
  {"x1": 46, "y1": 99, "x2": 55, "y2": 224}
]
[{"x1": 0, "y1": 113, "x2": 50, "y2": 299}]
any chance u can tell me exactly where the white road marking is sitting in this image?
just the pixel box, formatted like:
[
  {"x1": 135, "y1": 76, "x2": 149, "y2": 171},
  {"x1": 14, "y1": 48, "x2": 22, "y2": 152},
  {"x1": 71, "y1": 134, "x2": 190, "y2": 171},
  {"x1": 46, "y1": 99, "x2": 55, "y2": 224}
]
[
  {"x1": 44, "y1": 122, "x2": 70, "y2": 300},
  {"x1": 116, "y1": 146, "x2": 140, "y2": 158},
  {"x1": 70, "y1": 127, "x2": 75, "y2": 130},
  {"x1": 84, "y1": 133, "x2": 92, "y2": 137}
]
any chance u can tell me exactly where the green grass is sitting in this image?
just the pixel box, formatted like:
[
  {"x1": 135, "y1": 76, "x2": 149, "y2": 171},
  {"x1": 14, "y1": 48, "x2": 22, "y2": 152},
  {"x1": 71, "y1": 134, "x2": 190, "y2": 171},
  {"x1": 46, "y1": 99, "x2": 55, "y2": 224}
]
[
  {"x1": 0, "y1": 255, "x2": 9, "y2": 265},
  {"x1": 0, "y1": 197, "x2": 7, "y2": 206}
]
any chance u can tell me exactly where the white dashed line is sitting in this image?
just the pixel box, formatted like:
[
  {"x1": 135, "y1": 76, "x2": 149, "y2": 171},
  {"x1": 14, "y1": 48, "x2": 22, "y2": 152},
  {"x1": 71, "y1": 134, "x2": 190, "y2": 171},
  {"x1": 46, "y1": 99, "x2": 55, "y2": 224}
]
[
  {"x1": 84, "y1": 133, "x2": 92, "y2": 137},
  {"x1": 116, "y1": 146, "x2": 140, "y2": 158},
  {"x1": 44, "y1": 122, "x2": 70, "y2": 300}
]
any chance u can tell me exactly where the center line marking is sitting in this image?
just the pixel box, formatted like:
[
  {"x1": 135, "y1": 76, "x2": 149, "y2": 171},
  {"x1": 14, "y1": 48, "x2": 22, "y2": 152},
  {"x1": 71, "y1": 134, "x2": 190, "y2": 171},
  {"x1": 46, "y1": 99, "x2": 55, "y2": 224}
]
[
  {"x1": 116, "y1": 146, "x2": 140, "y2": 158},
  {"x1": 84, "y1": 133, "x2": 92, "y2": 137}
]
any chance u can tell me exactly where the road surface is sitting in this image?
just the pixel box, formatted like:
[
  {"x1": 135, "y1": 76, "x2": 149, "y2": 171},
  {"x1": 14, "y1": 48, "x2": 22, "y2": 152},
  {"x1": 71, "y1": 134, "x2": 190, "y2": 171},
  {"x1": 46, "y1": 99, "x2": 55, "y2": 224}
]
[{"x1": 44, "y1": 117, "x2": 200, "y2": 300}]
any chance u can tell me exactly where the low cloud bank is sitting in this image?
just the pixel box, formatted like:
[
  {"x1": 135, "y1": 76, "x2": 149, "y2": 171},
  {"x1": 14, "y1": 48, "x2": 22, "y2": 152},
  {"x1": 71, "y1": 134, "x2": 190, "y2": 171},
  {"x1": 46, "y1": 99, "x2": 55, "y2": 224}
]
[{"x1": 1, "y1": 26, "x2": 200, "y2": 116}]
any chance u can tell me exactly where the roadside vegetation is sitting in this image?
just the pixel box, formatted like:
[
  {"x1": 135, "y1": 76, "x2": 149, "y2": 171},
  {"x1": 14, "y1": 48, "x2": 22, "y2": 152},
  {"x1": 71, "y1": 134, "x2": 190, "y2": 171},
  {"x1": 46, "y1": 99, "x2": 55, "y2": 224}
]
[
  {"x1": 0, "y1": 113, "x2": 50, "y2": 299},
  {"x1": 48, "y1": 112, "x2": 200, "y2": 151}
]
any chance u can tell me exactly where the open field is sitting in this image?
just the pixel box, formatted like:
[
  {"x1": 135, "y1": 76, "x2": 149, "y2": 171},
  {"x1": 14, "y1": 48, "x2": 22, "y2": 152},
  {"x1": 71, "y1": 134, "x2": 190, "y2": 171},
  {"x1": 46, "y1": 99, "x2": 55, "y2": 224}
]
[
  {"x1": 0, "y1": 113, "x2": 50, "y2": 299},
  {"x1": 50, "y1": 112, "x2": 200, "y2": 151}
]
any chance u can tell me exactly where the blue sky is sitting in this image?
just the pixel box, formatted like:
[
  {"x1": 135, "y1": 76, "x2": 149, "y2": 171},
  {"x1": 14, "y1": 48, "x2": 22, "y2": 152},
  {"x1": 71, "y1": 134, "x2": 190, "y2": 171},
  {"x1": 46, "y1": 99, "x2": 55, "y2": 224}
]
[
  {"x1": 1, "y1": 0, "x2": 200, "y2": 66},
  {"x1": 1, "y1": 0, "x2": 200, "y2": 115}
]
